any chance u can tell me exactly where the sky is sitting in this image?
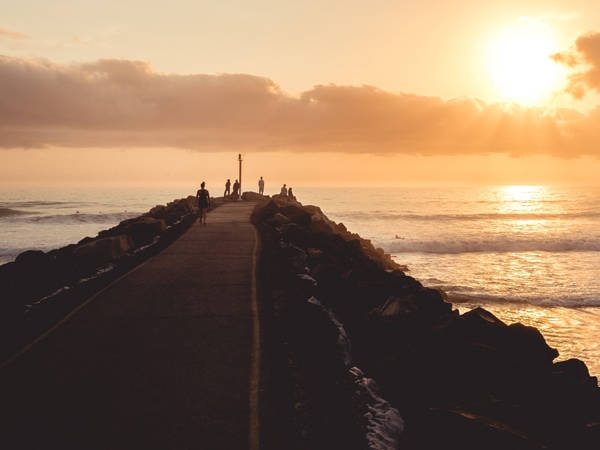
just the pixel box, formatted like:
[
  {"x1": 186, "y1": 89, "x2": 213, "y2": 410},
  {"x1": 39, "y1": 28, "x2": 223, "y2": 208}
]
[{"x1": 2, "y1": 0, "x2": 600, "y2": 189}]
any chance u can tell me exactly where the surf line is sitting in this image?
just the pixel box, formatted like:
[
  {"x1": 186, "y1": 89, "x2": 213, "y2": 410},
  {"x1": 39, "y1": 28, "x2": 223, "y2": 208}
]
[{"x1": 249, "y1": 225, "x2": 261, "y2": 450}]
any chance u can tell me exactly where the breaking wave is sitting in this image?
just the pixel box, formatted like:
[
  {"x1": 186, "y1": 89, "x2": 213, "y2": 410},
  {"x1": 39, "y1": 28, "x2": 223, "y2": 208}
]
[
  {"x1": 0, "y1": 208, "x2": 33, "y2": 218},
  {"x1": 384, "y1": 237, "x2": 600, "y2": 254}
]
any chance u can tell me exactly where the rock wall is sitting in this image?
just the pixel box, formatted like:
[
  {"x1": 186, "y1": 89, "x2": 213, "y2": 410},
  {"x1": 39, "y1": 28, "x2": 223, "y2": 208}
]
[
  {"x1": 255, "y1": 197, "x2": 600, "y2": 450},
  {"x1": 0, "y1": 195, "x2": 203, "y2": 360}
]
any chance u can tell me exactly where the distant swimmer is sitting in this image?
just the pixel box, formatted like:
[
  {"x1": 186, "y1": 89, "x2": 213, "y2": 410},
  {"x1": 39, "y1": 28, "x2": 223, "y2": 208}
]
[{"x1": 395, "y1": 235, "x2": 405, "y2": 239}]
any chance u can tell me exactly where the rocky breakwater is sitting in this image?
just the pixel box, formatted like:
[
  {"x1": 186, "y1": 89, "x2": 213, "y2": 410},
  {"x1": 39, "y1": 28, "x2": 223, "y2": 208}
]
[
  {"x1": 255, "y1": 195, "x2": 600, "y2": 450},
  {"x1": 0, "y1": 195, "x2": 205, "y2": 361}
]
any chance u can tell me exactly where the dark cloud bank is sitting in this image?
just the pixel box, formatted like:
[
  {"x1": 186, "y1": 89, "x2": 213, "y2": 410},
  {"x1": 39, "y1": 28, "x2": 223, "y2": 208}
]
[{"x1": 1, "y1": 38, "x2": 600, "y2": 157}]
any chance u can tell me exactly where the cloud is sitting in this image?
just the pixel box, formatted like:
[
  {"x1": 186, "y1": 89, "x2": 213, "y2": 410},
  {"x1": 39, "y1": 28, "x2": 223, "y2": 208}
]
[
  {"x1": 551, "y1": 31, "x2": 600, "y2": 98},
  {"x1": 0, "y1": 55, "x2": 598, "y2": 157},
  {"x1": 0, "y1": 28, "x2": 30, "y2": 40}
]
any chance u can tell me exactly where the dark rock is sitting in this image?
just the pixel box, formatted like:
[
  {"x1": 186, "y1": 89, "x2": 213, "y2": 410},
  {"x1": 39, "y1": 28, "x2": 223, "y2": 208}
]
[
  {"x1": 254, "y1": 198, "x2": 600, "y2": 450},
  {"x1": 73, "y1": 235, "x2": 131, "y2": 264},
  {"x1": 242, "y1": 191, "x2": 267, "y2": 202},
  {"x1": 125, "y1": 218, "x2": 166, "y2": 247}
]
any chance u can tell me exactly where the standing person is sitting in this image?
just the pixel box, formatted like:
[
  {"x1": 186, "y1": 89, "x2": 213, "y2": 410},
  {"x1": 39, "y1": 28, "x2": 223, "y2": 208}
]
[
  {"x1": 196, "y1": 181, "x2": 211, "y2": 225},
  {"x1": 232, "y1": 179, "x2": 240, "y2": 196},
  {"x1": 280, "y1": 184, "x2": 287, "y2": 196},
  {"x1": 258, "y1": 176, "x2": 265, "y2": 195},
  {"x1": 224, "y1": 179, "x2": 231, "y2": 197}
]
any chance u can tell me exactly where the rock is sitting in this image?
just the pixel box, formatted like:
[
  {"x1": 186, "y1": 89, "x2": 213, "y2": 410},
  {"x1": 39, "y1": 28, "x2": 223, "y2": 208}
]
[
  {"x1": 0, "y1": 263, "x2": 25, "y2": 318},
  {"x1": 254, "y1": 198, "x2": 600, "y2": 450},
  {"x1": 125, "y1": 218, "x2": 166, "y2": 247},
  {"x1": 274, "y1": 213, "x2": 290, "y2": 225},
  {"x1": 242, "y1": 191, "x2": 267, "y2": 202},
  {"x1": 149, "y1": 204, "x2": 168, "y2": 219},
  {"x1": 73, "y1": 235, "x2": 131, "y2": 264}
]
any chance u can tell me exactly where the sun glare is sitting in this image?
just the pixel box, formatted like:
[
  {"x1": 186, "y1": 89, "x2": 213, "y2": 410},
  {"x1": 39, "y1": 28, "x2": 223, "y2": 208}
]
[{"x1": 487, "y1": 22, "x2": 565, "y2": 105}]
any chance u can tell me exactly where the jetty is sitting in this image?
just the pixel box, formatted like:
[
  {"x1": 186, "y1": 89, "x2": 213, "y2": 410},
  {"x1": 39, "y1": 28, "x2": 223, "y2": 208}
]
[
  {"x1": 0, "y1": 202, "x2": 268, "y2": 449},
  {"x1": 1, "y1": 195, "x2": 600, "y2": 449}
]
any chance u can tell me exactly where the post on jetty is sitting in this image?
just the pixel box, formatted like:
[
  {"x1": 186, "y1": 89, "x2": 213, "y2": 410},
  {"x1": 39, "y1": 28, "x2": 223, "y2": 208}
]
[{"x1": 237, "y1": 153, "x2": 243, "y2": 201}]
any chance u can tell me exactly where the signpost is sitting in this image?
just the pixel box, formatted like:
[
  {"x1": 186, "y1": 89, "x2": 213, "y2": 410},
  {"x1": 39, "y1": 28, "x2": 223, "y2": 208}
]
[{"x1": 238, "y1": 153, "x2": 243, "y2": 201}]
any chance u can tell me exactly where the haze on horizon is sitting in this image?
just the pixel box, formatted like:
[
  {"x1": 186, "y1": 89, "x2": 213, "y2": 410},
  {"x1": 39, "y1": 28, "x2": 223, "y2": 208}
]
[{"x1": 2, "y1": 0, "x2": 600, "y2": 188}]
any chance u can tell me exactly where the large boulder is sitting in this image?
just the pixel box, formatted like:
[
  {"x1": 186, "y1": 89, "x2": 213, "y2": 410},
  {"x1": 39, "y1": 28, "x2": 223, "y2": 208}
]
[
  {"x1": 242, "y1": 191, "x2": 267, "y2": 202},
  {"x1": 125, "y1": 218, "x2": 167, "y2": 248},
  {"x1": 73, "y1": 235, "x2": 130, "y2": 264}
]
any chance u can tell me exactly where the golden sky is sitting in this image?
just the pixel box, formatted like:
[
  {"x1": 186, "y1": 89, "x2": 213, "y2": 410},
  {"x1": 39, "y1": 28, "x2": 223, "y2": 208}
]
[{"x1": 2, "y1": 0, "x2": 600, "y2": 188}]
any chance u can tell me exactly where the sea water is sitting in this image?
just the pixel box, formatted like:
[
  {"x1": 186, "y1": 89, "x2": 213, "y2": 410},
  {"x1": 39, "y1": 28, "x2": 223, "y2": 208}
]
[{"x1": 1, "y1": 185, "x2": 599, "y2": 377}]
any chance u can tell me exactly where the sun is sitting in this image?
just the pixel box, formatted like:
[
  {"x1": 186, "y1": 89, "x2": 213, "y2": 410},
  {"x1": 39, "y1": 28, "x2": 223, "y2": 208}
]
[{"x1": 487, "y1": 21, "x2": 566, "y2": 105}]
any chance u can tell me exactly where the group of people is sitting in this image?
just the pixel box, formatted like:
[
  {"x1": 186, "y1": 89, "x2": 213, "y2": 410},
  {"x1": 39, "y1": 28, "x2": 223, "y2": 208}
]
[
  {"x1": 196, "y1": 176, "x2": 296, "y2": 224},
  {"x1": 279, "y1": 183, "x2": 295, "y2": 199},
  {"x1": 223, "y1": 176, "x2": 291, "y2": 198},
  {"x1": 223, "y1": 178, "x2": 241, "y2": 197}
]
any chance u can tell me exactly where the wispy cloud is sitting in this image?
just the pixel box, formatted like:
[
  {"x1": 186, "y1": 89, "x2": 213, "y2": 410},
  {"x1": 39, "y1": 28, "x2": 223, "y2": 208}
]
[
  {"x1": 0, "y1": 55, "x2": 598, "y2": 158},
  {"x1": 0, "y1": 28, "x2": 31, "y2": 40}
]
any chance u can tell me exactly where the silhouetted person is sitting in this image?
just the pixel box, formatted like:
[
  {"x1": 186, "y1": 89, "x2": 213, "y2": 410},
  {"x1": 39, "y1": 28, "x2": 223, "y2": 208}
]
[
  {"x1": 258, "y1": 176, "x2": 265, "y2": 195},
  {"x1": 233, "y1": 179, "x2": 240, "y2": 196},
  {"x1": 288, "y1": 187, "x2": 295, "y2": 200},
  {"x1": 280, "y1": 184, "x2": 287, "y2": 196},
  {"x1": 196, "y1": 181, "x2": 211, "y2": 225},
  {"x1": 224, "y1": 179, "x2": 231, "y2": 196}
]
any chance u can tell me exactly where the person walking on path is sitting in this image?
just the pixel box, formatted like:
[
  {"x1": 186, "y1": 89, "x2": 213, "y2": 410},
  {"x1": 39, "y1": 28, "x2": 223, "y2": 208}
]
[
  {"x1": 233, "y1": 179, "x2": 240, "y2": 196},
  {"x1": 196, "y1": 181, "x2": 211, "y2": 225},
  {"x1": 224, "y1": 179, "x2": 231, "y2": 197},
  {"x1": 258, "y1": 177, "x2": 265, "y2": 195}
]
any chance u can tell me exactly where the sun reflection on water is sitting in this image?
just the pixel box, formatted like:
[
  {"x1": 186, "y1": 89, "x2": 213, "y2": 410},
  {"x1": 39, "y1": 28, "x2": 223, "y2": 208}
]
[{"x1": 499, "y1": 185, "x2": 547, "y2": 209}]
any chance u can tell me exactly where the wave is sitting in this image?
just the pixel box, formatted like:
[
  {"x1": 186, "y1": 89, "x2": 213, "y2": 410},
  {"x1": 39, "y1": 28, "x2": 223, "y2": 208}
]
[
  {"x1": 27, "y1": 211, "x2": 140, "y2": 225},
  {"x1": 0, "y1": 208, "x2": 34, "y2": 218},
  {"x1": 445, "y1": 291, "x2": 600, "y2": 308},
  {"x1": 8, "y1": 200, "x2": 68, "y2": 207},
  {"x1": 384, "y1": 238, "x2": 600, "y2": 254},
  {"x1": 345, "y1": 211, "x2": 600, "y2": 222}
]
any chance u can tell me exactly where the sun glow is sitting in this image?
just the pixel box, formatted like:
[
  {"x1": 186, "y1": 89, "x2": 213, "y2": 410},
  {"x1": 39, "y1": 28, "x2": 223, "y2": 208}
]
[{"x1": 488, "y1": 21, "x2": 566, "y2": 105}]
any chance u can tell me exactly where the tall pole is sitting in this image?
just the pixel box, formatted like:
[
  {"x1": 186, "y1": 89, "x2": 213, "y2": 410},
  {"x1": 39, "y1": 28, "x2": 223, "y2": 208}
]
[{"x1": 238, "y1": 153, "x2": 243, "y2": 201}]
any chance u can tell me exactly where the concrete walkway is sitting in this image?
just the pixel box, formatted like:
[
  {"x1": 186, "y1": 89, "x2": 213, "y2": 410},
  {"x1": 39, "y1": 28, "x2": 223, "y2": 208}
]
[{"x1": 0, "y1": 202, "x2": 265, "y2": 449}]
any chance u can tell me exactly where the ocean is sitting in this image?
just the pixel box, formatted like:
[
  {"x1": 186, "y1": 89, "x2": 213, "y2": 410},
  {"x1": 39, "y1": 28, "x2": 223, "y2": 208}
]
[{"x1": 1, "y1": 185, "x2": 599, "y2": 377}]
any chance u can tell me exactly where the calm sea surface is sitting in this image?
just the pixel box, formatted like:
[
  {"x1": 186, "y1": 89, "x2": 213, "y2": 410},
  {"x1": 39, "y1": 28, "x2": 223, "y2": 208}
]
[{"x1": 1, "y1": 185, "x2": 599, "y2": 377}]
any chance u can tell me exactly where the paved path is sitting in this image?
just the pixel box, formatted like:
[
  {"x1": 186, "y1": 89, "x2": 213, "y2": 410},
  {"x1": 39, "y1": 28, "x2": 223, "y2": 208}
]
[{"x1": 0, "y1": 202, "x2": 265, "y2": 449}]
